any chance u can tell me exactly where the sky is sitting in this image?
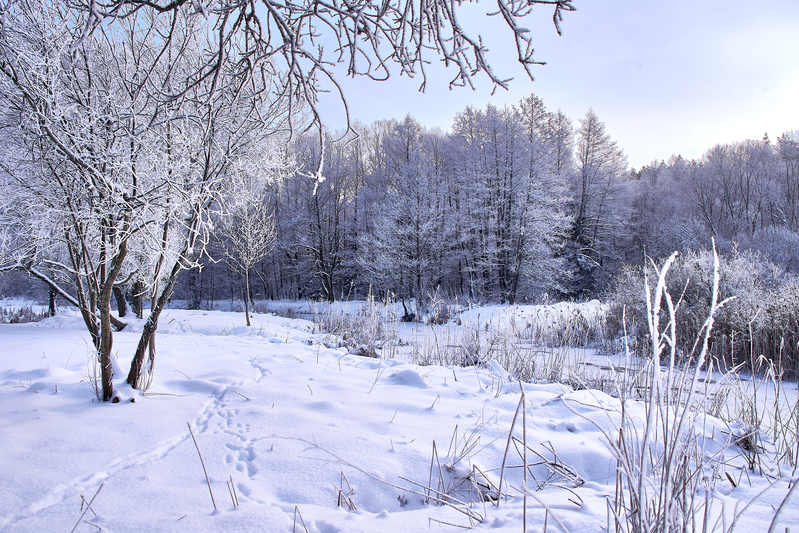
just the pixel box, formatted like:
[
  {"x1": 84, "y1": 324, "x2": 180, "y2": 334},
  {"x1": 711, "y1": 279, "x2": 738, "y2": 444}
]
[{"x1": 316, "y1": 0, "x2": 799, "y2": 169}]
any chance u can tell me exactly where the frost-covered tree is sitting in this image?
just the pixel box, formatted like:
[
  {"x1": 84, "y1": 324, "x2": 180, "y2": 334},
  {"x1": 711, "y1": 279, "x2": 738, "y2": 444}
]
[
  {"x1": 360, "y1": 117, "x2": 452, "y2": 316},
  {"x1": 123, "y1": 28, "x2": 290, "y2": 390},
  {"x1": 694, "y1": 140, "x2": 779, "y2": 240},
  {"x1": 450, "y1": 99, "x2": 570, "y2": 302},
  {"x1": 0, "y1": 2, "x2": 291, "y2": 399},
  {"x1": 515, "y1": 95, "x2": 571, "y2": 298},
  {"x1": 565, "y1": 109, "x2": 627, "y2": 296},
  {"x1": 626, "y1": 157, "x2": 695, "y2": 262},
  {"x1": 547, "y1": 110, "x2": 574, "y2": 179},
  {"x1": 216, "y1": 146, "x2": 290, "y2": 326},
  {"x1": 0, "y1": 4, "x2": 158, "y2": 399},
  {"x1": 289, "y1": 133, "x2": 361, "y2": 302},
  {"x1": 777, "y1": 131, "x2": 799, "y2": 230}
]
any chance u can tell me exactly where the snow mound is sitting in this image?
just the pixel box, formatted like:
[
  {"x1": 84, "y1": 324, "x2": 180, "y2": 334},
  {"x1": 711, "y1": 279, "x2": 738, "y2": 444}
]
[{"x1": 386, "y1": 368, "x2": 427, "y2": 388}]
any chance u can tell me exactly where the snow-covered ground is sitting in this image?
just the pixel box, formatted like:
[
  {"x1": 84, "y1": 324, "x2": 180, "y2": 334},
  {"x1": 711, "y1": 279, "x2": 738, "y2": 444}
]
[{"x1": 0, "y1": 306, "x2": 796, "y2": 532}]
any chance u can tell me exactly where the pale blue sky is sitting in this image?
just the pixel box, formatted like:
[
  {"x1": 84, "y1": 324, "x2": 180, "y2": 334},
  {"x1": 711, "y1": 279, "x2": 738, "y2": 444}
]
[{"x1": 317, "y1": 1, "x2": 799, "y2": 169}]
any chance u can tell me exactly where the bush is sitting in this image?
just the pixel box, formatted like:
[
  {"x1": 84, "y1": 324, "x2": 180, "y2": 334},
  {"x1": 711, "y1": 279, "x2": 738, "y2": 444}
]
[
  {"x1": 735, "y1": 225, "x2": 799, "y2": 273},
  {"x1": 609, "y1": 247, "x2": 799, "y2": 376}
]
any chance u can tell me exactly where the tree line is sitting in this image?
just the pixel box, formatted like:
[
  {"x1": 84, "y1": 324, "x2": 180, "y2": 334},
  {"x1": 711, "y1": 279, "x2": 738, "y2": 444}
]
[{"x1": 171, "y1": 107, "x2": 799, "y2": 316}]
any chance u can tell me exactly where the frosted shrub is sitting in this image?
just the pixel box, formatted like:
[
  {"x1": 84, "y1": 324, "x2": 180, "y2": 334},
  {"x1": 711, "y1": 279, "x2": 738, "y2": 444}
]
[
  {"x1": 735, "y1": 225, "x2": 799, "y2": 273},
  {"x1": 609, "y1": 247, "x2": 799, "y2": 375}
]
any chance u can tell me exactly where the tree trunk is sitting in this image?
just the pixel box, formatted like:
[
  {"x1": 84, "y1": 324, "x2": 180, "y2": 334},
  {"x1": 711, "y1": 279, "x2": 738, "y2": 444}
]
[
  {"x1": 98, "y1": 237, "x2": 129, "y2": 401},
  {"x1": 209, "y1": 266, "x2": 216, "y2": 306},
  {"x1": 99, "y1": 279, "x2": 124, "y2": 400},
  {"x1": 188, "y1": 268, "x2": 201, "y2": 310},
  {"x1": 99, "y1": 302, "x2": 115, "y2": 401},
  {"x1": 127, "y1": 262, "x2": 182, "y2": 389},
  {"x1": 509, "y1": 254, "x2": 523, "y2": 305},
  {"x1": 148, "y1": 330, "x2": 156, "y2": 386},
  {"x1": 128, "y1": 313, "x2": 156, "y2": 389},
  {"x1": 48, "y1": 286, "x2": 57, "y2": 317},
  {"x1": 132, "y1": 279, "x2": 144, "y2": 319},
  {"x1": 244, "y1": 267, "x2": 251, "y2": 327},
  {"x1": 113, "y1": 285, "x2": 128, "y2": 317},
  {"x1": 321, "y1": 272, "x2": 335, "y2": 303}
]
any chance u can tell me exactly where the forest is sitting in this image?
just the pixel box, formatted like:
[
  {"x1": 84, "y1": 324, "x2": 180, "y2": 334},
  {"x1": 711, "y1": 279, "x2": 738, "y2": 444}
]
[{"x1": 175, "y1": 109, "x2": 799, "y2": 311}]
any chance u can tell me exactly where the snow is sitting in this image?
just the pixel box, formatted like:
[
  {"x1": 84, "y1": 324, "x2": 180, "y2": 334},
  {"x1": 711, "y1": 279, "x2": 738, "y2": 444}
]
[{"x1": 0, "y1": 305, "x2": 796, "y2": 532}]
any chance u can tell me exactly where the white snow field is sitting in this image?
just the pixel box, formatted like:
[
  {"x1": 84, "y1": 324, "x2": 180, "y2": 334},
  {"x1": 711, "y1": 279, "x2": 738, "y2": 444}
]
[{"x1": 0, "y1": 307, "x2": 796, "y2": 532}]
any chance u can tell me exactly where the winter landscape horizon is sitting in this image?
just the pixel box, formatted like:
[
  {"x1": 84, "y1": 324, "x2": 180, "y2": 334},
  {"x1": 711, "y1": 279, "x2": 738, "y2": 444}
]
[{"x1": 1, "y1": 1, "x2": 798, "y2": 532}]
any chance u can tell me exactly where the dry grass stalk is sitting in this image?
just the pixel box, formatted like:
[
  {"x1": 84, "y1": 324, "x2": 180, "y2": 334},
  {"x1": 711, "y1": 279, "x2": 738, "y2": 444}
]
[
  {"x1": 767, "y1": 478, "x2": 799, "y2": 533},
  {"x1": 509, "y1": 437, "x2": 584, "y2": 491},
  {"x1": 293, "y1": 506, "x2": 309, "y2": 533},
  {"x1": 187, "y1": 422, "x2": 217, "y2": 512},
  {"x1": 521, "y1": 381, "x2": 527, "y2": 533},
  {"x1": 80, "y1": 494, "x2": 98, "y2": 517},
  {"x1": 227, "y1": 474, "x2": 239, "y2": 509},
  {"x1": 428, "y1": 517, "x2": 473, "y2": 529},
  {"x1": 335, "y1": 471, "x2": 357, "y2": 511},
  {"x1": 398, "y1": 475, "x2": 483, "y2": 523},
  {"x1": 496, "y1": 390, "x2": 524, "y2": 506},
  {"x1": 70, "y1": 482, "x2": 104, "y2": 533},
  {"x1": 471, "y1": 464, "x2": 500, "y2": 500}
]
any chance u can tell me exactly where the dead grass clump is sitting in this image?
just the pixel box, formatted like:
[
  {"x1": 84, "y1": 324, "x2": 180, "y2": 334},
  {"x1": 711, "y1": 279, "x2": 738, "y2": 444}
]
[
  {"x1": 601, "y1": 246, "x2": 798, "y2": 532},
  {"x1": 0, "y1": 304, "x2": 49, "y2": 323},
  {"x1": 313, "y1": 292, "x2": 397, "y2": 358}
]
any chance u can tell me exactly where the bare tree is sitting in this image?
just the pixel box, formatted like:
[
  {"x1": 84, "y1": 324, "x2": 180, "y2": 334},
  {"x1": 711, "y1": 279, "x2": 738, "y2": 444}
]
[
  {"x1": 216, "y1": 148, "x2": 288, "y2": 326},
  {"x1": 0, "y1": 2, "x2": 291, "y2": 398},
  {"x1": 74, "y1": 0, "x2": 575, "y2": 169}
]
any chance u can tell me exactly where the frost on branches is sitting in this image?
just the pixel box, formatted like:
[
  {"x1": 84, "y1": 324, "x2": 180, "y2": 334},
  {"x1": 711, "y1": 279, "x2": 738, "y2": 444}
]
[{"x1": 0, "y1": 2, "x2": 291, "y2": 400}]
